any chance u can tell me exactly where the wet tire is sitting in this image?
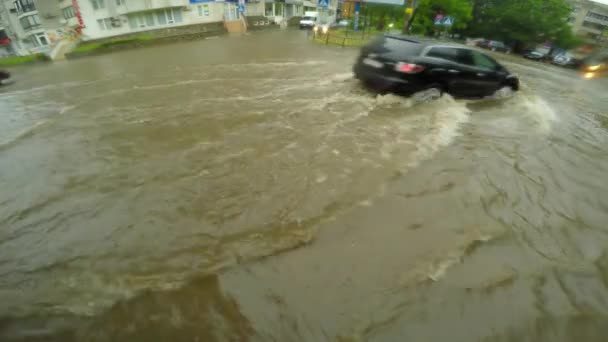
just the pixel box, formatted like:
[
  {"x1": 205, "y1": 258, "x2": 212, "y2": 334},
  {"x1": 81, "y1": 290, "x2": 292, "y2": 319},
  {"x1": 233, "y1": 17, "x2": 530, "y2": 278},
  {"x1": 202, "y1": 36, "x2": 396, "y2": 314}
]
[
  {"x1": 413, "y1": 86, "x2": 443, "y2": 102},
  {"x1": 492, "y1": 85, "x2": 517, "y2": 99}
]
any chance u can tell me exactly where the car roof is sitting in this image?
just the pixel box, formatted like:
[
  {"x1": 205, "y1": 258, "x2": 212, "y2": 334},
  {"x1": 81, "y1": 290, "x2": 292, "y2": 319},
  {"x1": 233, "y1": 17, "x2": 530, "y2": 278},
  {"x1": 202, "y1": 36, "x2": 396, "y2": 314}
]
[{"x1": 383, "y1": 34, "x2": 468, "y2": 49}]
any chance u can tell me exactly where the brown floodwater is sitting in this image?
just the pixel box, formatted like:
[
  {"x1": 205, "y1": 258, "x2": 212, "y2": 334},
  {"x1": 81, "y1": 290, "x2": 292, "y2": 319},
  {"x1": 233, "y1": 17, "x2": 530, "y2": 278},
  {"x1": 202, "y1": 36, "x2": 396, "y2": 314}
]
[{"x1": 1, "y1": 30, "x2": 608, "y2": 341}]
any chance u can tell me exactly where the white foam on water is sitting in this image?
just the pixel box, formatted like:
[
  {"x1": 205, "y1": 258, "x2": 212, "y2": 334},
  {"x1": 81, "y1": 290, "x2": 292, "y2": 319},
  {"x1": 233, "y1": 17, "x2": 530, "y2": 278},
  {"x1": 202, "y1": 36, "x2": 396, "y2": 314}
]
[
  {"x1": 375, "y1": 93, "x2": 415, "y2": 107},
  {"x1": 319, "y1": 72, "x2": 356, "y2": 86},
  {"x1": 516, "y1": 93, "x2": 559, "y2": 133},
  {"x1": 311, "y1": 92, "x2": 377, "y2": 112},
  {"x1": 404, "y1": 95, "x2": 471, "y2": 169},
  {"x1": 218, "y1": 60, "x2": 328, "y2": 69},
  {"x1": 488, "y1": 86, "x2": 516, "y2": 100},
  {"x1": 59, "y1": 105, "x2": 76, "y2": 114}
]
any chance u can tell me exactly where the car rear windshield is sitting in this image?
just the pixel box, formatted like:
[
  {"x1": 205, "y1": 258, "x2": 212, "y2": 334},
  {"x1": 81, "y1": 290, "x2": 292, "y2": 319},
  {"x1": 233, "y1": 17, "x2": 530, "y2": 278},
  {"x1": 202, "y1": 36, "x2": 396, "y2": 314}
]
[{"x1": 363, "y1": 36, "x2": 424, "y2": 60}]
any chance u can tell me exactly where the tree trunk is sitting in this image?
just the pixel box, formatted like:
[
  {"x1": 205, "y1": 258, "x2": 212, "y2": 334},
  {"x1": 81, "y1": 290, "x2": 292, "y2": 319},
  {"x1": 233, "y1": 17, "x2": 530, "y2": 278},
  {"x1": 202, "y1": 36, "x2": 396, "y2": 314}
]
[{"x1": 405, "y1": 8, "x2": 418, "y2": 33}]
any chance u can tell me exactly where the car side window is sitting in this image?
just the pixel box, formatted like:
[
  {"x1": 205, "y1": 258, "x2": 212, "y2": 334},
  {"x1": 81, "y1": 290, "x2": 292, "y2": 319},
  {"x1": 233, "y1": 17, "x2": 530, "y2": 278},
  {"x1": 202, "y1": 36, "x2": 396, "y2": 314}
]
[
  {"x1": 426, "y1": 47, "x2": 471, "y2": 65},
  {"x1": 470, "y1": 51, "x2": 499, "y2": 71}
]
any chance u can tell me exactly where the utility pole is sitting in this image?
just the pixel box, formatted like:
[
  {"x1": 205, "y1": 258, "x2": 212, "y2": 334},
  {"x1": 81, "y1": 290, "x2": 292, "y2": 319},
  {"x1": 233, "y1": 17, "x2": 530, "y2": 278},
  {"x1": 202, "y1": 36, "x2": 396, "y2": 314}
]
[{"x1": 402, "y1": 0, "x2": 417, "y2": 34}]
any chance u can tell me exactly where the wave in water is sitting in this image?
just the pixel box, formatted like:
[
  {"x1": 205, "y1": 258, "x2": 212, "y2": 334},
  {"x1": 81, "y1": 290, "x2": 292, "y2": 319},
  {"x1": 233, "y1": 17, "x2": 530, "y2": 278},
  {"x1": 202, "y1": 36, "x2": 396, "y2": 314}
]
[{"x1": 0, "y1": 120, "x2": 48, "y2": 151}]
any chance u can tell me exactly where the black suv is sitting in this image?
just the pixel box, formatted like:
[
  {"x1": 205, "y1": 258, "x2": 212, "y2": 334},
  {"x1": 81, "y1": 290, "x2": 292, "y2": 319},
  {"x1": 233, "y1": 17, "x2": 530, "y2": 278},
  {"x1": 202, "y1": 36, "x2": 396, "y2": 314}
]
[{"x1": 354, "y1": 35, "x2": 519, "y2": 98}]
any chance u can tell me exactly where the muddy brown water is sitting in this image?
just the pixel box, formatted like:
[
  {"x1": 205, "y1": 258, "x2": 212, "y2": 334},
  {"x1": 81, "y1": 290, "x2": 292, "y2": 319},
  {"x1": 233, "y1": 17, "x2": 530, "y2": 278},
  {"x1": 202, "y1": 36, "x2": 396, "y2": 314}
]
[{"x1": 1, "y1": 30, "x2": 608, "y2": 341}]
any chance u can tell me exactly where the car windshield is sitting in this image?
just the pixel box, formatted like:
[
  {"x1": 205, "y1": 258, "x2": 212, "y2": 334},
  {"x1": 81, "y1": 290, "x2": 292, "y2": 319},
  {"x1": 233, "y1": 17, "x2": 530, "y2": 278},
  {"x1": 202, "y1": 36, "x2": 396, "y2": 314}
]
[{"x1": 301, "y1": 16, "x2": 314, "y2": 20}]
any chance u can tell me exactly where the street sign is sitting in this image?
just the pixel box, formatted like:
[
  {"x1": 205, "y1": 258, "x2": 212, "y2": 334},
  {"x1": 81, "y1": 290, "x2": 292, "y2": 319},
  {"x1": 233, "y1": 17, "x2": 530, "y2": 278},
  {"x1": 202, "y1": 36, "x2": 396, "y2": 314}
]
[
  {"x1": 237, "y1": 4, "x2": 245, "y2": 13},
  {"x1": 318, "y1": 0, "x2": 329, "y2": 8},
  {"x1": 434, "y1": 16, "x2": 454, "y2": 26},
  {"x1": 363, "y1": 0, "x2": 405, "y2": 5}
]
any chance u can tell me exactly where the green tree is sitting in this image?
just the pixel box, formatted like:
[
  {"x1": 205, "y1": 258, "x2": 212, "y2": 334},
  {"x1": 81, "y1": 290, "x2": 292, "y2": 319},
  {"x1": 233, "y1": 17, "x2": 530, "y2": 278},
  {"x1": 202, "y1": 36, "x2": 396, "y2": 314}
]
[
  {"x1": 466, "y1": 0, "x2": 578, "y2": 48},
  {"x1": 409, "y1": 0, "x2": 473, "y2": 34}
]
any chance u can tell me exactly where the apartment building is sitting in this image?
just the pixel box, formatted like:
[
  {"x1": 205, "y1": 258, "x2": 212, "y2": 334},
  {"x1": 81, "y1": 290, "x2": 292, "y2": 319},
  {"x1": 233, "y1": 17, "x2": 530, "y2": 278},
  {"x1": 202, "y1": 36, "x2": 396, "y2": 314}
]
[
  {"x1": 1, "y1": 0, "x2": 321, "y2": 57},
  {"x1": 0, "y1": 2, "x2": 13, "y2": 56},
  {"x1": 0, "y1": 0, "x2": 53, "y2": 56},
  {"x1": 55, "y1": 0, "x2": 261, "y2": 40},
  {"x1": 569, "y1": 0, "x2": 608, "y2": 45}
]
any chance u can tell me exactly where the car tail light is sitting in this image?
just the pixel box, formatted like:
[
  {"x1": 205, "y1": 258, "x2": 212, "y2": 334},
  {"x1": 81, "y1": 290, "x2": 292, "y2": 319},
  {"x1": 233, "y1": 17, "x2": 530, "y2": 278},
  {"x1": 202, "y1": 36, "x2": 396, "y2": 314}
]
[{"x1": 395, "y1": 62, "x2": 425, "y2": 73}]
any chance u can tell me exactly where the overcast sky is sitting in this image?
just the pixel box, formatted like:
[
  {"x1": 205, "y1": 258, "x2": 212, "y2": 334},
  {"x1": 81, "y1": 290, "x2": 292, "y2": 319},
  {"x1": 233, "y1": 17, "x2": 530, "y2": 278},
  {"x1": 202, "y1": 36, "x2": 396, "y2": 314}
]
[{"x1": 593, "y1": 0, "x2": 608, "y2": 5}]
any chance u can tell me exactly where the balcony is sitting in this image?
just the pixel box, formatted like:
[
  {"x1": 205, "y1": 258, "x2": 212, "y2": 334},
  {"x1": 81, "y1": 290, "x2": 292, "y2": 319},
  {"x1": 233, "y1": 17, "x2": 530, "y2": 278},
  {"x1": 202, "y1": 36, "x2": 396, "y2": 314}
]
[
  {"x1": 580, "y1": 24, "x2": 602, "y2": 35},
  {"x1": 584, "y1": 14, "x2": 608, "y2": 26},
  {"x1": 19, "y1": 13, "x2": 42, "y2": 32},
  {"x1": 14, "y1": 1, "x2": 37, "y2": 18},
  {"x1": 117, "y1": 0, "x2": 189, "y2": 14}
]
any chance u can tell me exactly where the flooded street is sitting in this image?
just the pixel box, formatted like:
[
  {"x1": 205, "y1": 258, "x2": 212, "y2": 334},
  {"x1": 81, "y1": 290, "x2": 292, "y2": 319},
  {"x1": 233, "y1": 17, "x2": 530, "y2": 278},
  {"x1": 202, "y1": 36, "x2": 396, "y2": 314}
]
[{"x1": 1, "y1": 30, "x2": 608, "y2": 341}]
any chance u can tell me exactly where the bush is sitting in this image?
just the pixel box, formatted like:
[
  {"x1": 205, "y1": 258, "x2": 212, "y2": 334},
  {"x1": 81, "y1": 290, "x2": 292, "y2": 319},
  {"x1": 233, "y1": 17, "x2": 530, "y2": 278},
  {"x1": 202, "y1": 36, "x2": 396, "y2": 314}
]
[
  {"x1": 73, "y1": 34, "x2": 155, "y2": 53},
  {"x1": 0, "y1": 53, "x2": 49, "y2": 66}
]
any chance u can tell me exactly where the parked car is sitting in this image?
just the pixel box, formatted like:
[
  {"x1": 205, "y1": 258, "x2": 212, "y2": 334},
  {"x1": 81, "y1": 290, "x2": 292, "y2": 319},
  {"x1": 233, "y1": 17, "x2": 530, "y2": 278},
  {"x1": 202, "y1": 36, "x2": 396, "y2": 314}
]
[
  {"x1": 480, "y1": 40, "x2": 510, "y2": 53},
  {"x1": 466, "y1": 38, "x2": 486, "y2": 47},
  {"x1": 330, "y1": 19, "x2": 349, "y2": 29},
  {"x1": 353, "y1": 35, "x2": 519, "y2": 98},
  {"x1": 580, "y1": 52, "x2": 608, "y2": 78},
  {"x1": 299, "y1": 15, "x2": 317, "y2": 29},
  {"x1": 553, "y1": 53, "x2": 574, "y2": 67},
  {"x1": 0, "y1": 70, "x2": 12, "y2": 86},
  {"x1": 523, "y1": 50, "x2": 546, "y2": 61}
]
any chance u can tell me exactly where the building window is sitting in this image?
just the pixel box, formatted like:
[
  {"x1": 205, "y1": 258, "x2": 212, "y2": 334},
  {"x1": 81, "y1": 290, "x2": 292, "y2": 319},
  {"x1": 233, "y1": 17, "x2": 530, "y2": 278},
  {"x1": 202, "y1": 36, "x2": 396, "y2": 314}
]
[
  {"x1": 116, "y1": 0, "x2": 125, "y2": 5},
  {"x1": 265, "y1": 3, "x2": 273, "y2": 16},
  {"x1": 97, "y1": 18, "x2": 113, "y2": 30},
  {"x1": 128, "y1": 12, "x2": 155, "y2": 29},
  {"x1": 156, "y1": 8, "x2": 182, "y2": 25},
  {"x1": 28, "y1": 32, "x2": 48, "y2": 47},
  {"x1": 13, "y1": 0, "x2": 35, "y2": 15},
  {"x1": 274, "y1": 3, "x2": 284, "y2": 16},
  {"x1": 128, "y1": 9, "x2": 182, "y2": 29},
  {"x1": 19, "y1": 13, "x2": 41, "y2": 31},
  {"x1": 91, "y1": 0, "x2": 106, "y2": 10},
  {"x1": 32, "y1": 32, "x2": 48, "y2": 46},
  {"x1": 587, "y1": 11, "x2": 608, "y2": 22},
  {"x1": 197, "y1": 4, "x2": 210, "y2": 17},
  {"x1": 172, "y1": 8, "x2": 182, "y2": 23},
  {"x1": 63, "y1": 6, "x2": 76, "y2": 19},
  {"x1": 582, "y1": 21, "x2": 607, "y2": 31}
]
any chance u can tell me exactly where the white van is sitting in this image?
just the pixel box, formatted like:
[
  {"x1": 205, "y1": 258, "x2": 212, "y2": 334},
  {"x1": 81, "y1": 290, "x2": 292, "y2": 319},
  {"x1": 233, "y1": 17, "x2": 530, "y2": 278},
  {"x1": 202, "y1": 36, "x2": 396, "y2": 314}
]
[{"x1": 299, "y1": 12, "x2": 318, "y2": 29}]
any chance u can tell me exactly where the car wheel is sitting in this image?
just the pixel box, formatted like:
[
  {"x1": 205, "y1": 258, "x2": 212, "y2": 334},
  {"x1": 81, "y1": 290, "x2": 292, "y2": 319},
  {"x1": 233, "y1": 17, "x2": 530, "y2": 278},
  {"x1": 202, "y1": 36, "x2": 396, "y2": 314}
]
[
  {"x1": 413, "y1": 86, "x2": 443, "y2": 102},
  {"x1": 493, "y1": 86, "x2": 515, "y2": 99}
]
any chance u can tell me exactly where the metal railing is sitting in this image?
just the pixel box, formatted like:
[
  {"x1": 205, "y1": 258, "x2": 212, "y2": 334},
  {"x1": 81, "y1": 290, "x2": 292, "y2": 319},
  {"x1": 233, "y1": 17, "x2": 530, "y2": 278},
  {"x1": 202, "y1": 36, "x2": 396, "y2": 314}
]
[{"x1": 310, "y1": 29, "x2": 376, "y2": 47}]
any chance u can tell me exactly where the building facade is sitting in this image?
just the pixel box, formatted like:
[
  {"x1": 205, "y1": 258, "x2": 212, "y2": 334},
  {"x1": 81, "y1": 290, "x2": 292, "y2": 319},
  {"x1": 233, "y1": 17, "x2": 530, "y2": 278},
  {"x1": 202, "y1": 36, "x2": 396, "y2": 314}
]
[
  {"x1": 0, "y1": 0, "x2": 53, "y2": 56},
  {"x1": 569, "y1": 0, "x2": 608, "y2": 45},
  {"x1": 60, "y1": 0, "x2": 256, "y2": 41},
  {"x1": 0, "y1": 0, "x2": 323, "y2": 57}
]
